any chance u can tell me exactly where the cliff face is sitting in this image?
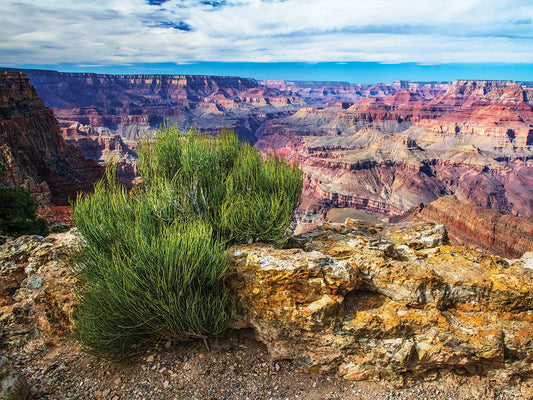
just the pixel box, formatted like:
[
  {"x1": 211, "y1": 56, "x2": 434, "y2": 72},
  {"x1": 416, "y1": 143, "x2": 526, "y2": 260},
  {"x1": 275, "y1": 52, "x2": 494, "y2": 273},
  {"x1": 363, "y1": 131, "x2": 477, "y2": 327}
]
[
  {"x1": 0, "y1": 71, "x2": 102, "y2": 207},
  {"x1": 18, "y1": 69, "x2": 304, "y2": 147},
  {"x1": 10, "y1": 69, "x2": 533, "y2": 250},
  {"x1": 408, "y1": 195, "x2": 533, "y2": 258},
  {"x1": 255, "y1": 80, "x2": 533, "y2": 228}
]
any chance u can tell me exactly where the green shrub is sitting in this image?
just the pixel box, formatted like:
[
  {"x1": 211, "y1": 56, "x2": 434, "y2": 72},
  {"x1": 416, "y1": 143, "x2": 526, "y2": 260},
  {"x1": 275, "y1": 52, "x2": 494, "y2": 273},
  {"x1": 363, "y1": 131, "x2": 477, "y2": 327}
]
[
  {"x1": 0, "y1": 187, "x2": 48, "y2": 237},
  {"x1": 138, "y1": 126, "x2": 302, "y2": 242},
  {"x1": 73, "y1": 126, "x2": 302, "y2": 356},
  {"x1": 49, "y1": 223, "x2": 70, "y2": 233}
]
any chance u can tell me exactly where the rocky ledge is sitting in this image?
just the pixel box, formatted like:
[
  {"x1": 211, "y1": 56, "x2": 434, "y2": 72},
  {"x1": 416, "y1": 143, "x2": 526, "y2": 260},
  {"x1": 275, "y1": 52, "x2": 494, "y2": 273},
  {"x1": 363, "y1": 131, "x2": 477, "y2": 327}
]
[
  {"x1": 1, "y1": 222, "x2": 533, "y2": 395},
  {"x1": 231, "y1": 220, "x2": 533, "y2": 387}
]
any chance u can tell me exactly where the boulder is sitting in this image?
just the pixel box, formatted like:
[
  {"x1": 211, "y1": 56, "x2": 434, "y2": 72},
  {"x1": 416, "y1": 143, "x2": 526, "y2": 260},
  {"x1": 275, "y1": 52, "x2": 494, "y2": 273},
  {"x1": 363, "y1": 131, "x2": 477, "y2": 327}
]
[{"x1": 231, "y1": 220, "x2": 533, "y2": 385}]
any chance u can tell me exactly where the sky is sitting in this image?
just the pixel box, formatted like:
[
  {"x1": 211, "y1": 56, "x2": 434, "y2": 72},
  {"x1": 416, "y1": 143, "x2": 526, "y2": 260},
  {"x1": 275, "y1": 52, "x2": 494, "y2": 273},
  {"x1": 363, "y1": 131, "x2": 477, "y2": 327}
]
[{"x1": 3, "y1": 0, "x2": 533, "y2": 83}]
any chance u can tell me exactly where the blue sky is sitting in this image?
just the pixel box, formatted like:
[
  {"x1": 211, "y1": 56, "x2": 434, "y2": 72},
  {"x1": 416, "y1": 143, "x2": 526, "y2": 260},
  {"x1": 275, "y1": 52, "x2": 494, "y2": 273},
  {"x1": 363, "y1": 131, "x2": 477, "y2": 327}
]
[{"x1": 3, "y1": 0, "x2": 533, "y2": 83}]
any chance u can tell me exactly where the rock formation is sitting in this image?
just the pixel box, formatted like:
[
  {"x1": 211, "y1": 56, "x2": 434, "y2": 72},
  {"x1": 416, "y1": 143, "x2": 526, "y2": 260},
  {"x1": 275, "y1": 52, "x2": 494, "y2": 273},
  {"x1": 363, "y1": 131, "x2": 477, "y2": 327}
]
[
  {"x1": 404, "y1": 195, "x2": 533, "y2": 258},
  {"x1": 0, "y1": 71, "x2": 102, "y2": 208},
  {"x1": 231, "y1": 220, "x2": 533, "y2": 387},
  {"x1": 1, "y1": 221, "x2": 533, "y2": 390},
  {"x1": 16, "y1": 69, "x2": 304, "y2": 146},
  {"x1": 0, "y1": 231, "x2": 80, "y2": 337},
  {"x1": 7, "y1": 69, "x2": 533, "y2": 251},
  {"x1": 255, "y1": 80, "x2": 533, "y2": 228}
]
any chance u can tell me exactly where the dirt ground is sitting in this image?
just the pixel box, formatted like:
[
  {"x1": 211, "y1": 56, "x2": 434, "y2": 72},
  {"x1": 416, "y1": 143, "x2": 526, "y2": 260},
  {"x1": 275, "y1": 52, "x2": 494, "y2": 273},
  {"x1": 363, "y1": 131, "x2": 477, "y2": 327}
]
[{"x1": 3, "y1": 328, "x2": 531, "y2": 400}]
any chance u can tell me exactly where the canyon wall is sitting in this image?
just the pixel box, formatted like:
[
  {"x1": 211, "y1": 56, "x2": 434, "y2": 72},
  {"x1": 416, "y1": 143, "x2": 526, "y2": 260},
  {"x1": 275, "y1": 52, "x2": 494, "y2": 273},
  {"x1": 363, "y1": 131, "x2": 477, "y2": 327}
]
[
  {"x1": 256, "y1": 80, "x2": 533, "y2": 222},
  {"x1": 9, "y1": 69, "x2": 533, "y2": 254},
  {"x1": 0, "y1": 70, "x2": 102, "y2": 207},
  {"x1": 408, "y1": 196, "x2": 533, "y2": 258}
]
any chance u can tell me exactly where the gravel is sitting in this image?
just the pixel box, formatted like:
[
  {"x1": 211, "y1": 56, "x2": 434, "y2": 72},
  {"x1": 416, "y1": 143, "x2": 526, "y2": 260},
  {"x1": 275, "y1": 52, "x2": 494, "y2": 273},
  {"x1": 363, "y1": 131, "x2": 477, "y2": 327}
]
[{"x1": 3, "y1": 329, "x2": 530, "y2": 400}]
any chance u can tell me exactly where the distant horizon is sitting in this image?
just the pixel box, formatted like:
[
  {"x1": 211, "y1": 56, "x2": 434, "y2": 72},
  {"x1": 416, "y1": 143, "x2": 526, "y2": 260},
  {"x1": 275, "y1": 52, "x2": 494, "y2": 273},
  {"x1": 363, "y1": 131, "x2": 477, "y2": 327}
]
[{"x1": 4, "y1": 62, "x2": 533, "y2": 85}]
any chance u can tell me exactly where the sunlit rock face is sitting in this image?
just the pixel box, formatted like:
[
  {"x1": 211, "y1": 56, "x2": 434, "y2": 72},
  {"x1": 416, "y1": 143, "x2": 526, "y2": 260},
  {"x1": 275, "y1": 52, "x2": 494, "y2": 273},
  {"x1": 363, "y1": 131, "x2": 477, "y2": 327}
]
[
  {"x1": 259, "y1": 80, "x2": 533, "y2": 219},
  {"x1": 0, "y1": 71, "x2": 102, "y2": 207},
  {"x1": 407, "y1": 195, "x2": 533, "y2": 258},
  {"x1": 231, "y1": 220, "x2": 533, "y2": 386},
  {"x1": 1, "y1": 221, "x2": 533, "y2": 388}
]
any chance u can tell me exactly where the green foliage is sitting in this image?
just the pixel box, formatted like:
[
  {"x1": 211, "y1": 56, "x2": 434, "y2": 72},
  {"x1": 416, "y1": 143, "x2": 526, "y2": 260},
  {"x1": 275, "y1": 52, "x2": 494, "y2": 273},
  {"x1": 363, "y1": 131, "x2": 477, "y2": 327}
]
[
  {"x1": 73, "y1": 126, "x2": 302, "y2": 356},
  {"x1": 138, "y1": 125, "x2": 302, "y2": 243},
  {"x1": 0, "y1": 187, "x2": 48, "y2": 238},
  {"x1": 49, "y1": 223, "x2": 70, "y2": 233}
]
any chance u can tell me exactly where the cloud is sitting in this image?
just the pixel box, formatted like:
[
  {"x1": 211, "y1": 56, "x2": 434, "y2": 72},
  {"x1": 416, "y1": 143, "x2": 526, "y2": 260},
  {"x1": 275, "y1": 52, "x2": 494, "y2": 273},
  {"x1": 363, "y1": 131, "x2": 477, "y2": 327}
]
[{"x1": 2, "y1": 0, "x2": 533, "y2": 66}]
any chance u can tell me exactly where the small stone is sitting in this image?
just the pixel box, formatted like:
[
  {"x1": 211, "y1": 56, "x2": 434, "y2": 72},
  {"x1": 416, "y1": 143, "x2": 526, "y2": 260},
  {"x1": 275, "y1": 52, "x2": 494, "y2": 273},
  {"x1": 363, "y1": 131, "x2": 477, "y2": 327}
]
[
  {"x1": 163, "y1": 380, "x2": 169, "y2": 388},
  {"x1": 145, "y1": 355, "x2": 154, "y2": 363},
  {"x1": 0, "y1": 356, "x2": 29, "y2": 400},
  {"x1": 102, "y1": 389, "x2": 110, "y2": 397},
  {"x1": 26, "y1": 275, "x2": 43, "y2": 291},
  {"x1": 198, "y1": 354, "x2": 204, "y2": 359},
  {"x1": 113, "y1": 377, "x2": 121, "y2": 386},
  {"x1": 111, "y1": 396, "x2": 119, "y2": 400}
]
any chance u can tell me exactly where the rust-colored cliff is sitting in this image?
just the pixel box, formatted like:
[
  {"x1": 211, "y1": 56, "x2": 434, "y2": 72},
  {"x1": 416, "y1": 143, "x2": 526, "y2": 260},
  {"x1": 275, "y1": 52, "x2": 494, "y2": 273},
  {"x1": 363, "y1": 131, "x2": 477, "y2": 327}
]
[
  {"x1": 408, "y1": 196, "x2": 533, "y2": 258},
  {"x1": 0, "y1": 71, "x2": 102, "y2": 207},
  {"x1": 8, "y1": 69, "x2": 533, "y2": 254}
]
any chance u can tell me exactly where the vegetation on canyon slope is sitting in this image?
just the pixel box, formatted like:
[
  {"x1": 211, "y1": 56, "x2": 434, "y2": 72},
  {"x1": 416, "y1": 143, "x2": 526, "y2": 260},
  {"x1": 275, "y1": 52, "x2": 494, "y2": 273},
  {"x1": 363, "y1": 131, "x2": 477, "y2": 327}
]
[
  {"x1": 72, "y1": 126, "x2": 302, "y2": 356},
  {"x1": 0, "y1": 164, "x2": 48, "y2": 238}
]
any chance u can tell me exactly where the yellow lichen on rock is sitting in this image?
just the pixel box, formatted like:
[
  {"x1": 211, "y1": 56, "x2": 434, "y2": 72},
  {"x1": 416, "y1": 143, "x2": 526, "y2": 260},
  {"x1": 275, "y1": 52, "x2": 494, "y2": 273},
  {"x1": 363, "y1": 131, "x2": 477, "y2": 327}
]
[{"x1": 231, "y1": 220, "x2": 533, "y2": 385}]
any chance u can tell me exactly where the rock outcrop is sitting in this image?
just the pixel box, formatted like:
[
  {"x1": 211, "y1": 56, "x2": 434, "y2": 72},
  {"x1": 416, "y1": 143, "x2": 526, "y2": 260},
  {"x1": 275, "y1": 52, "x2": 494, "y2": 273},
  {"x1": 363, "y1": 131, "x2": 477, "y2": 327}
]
[
  {"x1": 1, "y1": 221, "x2": 533, "y2": 389},
  {"x1": 0, "y1": 71, "x2": 102, "y2": 207},
  {"x1": 0, "y1": 231, "x2": 81, "y2": 342},
  {"x1": 231, "y1": 220, "x2": 533, "y2": 386}
]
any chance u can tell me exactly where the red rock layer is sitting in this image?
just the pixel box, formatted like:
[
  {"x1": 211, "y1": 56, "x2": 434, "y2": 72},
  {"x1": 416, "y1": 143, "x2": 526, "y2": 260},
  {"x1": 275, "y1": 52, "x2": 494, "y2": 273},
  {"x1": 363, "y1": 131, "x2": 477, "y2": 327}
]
[
  {"x1": 410, "y1": 195, "x2": 533, "y2": 258},
  {"x1": 0, "y1": 71, "x2": 103, "y2": 207},
  {"x1": 17, "y1": 69, "x2": 304, "y2": 144}
]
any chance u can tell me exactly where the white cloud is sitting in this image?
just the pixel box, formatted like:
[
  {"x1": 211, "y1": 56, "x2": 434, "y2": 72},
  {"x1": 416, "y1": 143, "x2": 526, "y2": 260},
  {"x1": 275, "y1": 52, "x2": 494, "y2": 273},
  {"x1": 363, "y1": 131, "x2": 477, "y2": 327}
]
[{"x1": 2, "y1": 0, "x2": 533, "y2": 65}]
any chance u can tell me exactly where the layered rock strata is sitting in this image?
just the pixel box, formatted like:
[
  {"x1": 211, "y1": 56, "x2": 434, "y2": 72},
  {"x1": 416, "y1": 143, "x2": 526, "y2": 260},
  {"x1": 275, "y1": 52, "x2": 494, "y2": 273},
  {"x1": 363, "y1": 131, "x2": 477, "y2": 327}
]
[
  {"x1": 258, "y1": 80, "x2": 533, "y2": 221},
  {"x1": 8, "y1": 69, "x2": 533, "y2": 256},
  {"x1": 409, "y1": 195, "x2": 533, "y2": 258},
  {"x1": 0, "y1": 71, "x2": 102, "y2": 207}
]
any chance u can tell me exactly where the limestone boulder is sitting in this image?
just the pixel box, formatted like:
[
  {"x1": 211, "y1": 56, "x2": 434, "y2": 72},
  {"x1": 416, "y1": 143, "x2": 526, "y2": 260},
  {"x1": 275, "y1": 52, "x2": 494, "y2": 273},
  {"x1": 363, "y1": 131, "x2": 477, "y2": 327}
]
[{"x1": 231, "y1": 220, "x2": 533, "y2": 385}]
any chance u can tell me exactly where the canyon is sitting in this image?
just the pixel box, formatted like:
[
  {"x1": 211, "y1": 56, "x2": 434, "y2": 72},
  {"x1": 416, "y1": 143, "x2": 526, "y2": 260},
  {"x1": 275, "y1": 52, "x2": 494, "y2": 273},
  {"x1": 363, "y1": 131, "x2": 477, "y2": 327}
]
[
  {"x1": 2, "y1": 69, "x2": 533, "y2": 396},
  {"x1": 3, "y1": 68, "x2": 533, "y2": 256},
  {"x1": 0, "y1": 71, "x2": 102, "y2": 210}
]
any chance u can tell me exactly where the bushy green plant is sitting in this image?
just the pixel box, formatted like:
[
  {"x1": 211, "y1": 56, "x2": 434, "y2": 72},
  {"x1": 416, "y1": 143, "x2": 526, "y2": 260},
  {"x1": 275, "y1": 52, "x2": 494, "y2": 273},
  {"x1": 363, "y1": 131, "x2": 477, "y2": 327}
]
[
  {"x1": 138, "y1": 125, "x2": 302, "y2": 242},
  {"x1": 73, "y1": 126, "x2": 302, "y2": 356},
  {"x1": 0, "y1": 187, "x2": 48, "y2": 237}
]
